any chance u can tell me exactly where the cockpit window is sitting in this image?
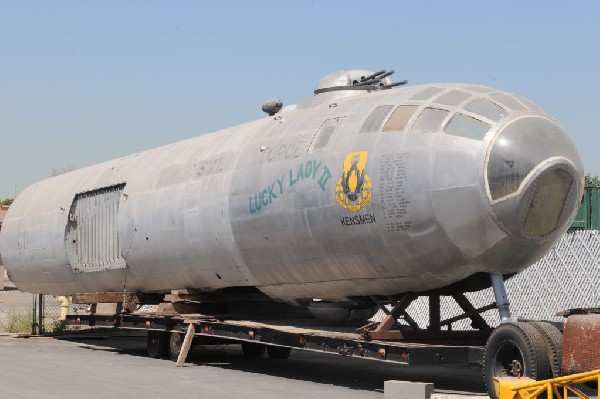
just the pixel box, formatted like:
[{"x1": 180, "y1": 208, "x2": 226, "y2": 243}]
[
  {"x1": 409, "y1": 87, "x2": 443, "y2": 101},
  {"x1": 445, "y1": 113, "x2": 490, "y2": 140},
  {"x1": 382, "y1": 105, "x2": 419, "y2": 132},
  {"x1": 522, "y1": 168, "x2": 573, "y2": 237},
  {"x1": 489, "y1": 93, "x2": 525, "y2": 111},
  {"x1": 487, "y1": 117, "x2": 582, "y2": 200},
  {"x1": 411, "y1": 108, "x2": 449, "y2": 132},
  {"x1": 359, "y1": 105, "x2": 394, "y2": 133},
  {"x1": 515, "y1": 96, "x2": 542, "y2": 113},
  {"x1": 433, "y1": 90, "x2": 470, "y2": 106},
  {"x1": 464, "y1": 99, "x2": 507, "y2": 121},
  {"x1": 466, "y1": 85, "x2": 494, "y2": 93}
]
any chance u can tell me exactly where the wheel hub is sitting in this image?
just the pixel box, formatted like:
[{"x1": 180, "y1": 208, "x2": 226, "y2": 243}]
[{"x1": 509, "y1": 359, "x2": 523, "y2": 377}]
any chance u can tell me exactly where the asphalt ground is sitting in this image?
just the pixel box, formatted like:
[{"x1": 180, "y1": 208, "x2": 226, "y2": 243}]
[
  {"x1": 0, "y1": 331, "x2": 491, "y2": 399},
  {"x1": 0, "y1": 286, "x2": 597, "y2": 399}
]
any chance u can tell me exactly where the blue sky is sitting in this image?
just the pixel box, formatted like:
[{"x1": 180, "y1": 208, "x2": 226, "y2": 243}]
[{"x1": 1, "y1": 1, "x2": 598, "y2": 199}]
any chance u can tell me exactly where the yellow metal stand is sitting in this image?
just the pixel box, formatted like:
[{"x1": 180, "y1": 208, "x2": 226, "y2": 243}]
[
  {"x1": 57, "y1": 295, "x2": 70, "y2": 321},
  {"x1": 494, "y1": 370, "x2": 600, "y2": 399}
]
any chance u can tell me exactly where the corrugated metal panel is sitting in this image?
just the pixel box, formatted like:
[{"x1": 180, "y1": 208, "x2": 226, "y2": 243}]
[
  {"x1": 66, "y1": 184, "x2": 126, "y2": 273},
  {"x1": 570, "y1": 189, "x2": 589, "y2": 228},
  {"x1": 570, "y1": 188, "x2": 600, "y2": 230},
  {"x1": 592, "y1": 189, "x2": 600, "y2": 230}
]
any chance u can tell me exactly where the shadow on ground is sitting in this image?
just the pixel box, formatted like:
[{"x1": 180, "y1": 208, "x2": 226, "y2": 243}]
[{"x1": 57, "y1": 329, "x2": 488, "y2": 395}]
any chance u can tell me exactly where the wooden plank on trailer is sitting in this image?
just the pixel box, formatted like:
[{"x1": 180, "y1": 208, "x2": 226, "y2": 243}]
[
  {"x1": 72, "y1": 292, "x2": 141, "y2": 304},
  {"x1": 176, "y1": 324, "x2": 196, "y2": 367}
]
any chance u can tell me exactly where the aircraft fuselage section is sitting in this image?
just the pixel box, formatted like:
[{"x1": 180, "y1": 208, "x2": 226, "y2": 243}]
[{"x1": 0, "y1": 80, "x2": 584, "y2": 303}]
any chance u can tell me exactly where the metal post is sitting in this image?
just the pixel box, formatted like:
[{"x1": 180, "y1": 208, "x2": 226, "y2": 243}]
[
  {"x1": 428, "y1": 295, "x2": 440, "y2": 331},
  {"x1": 490, "y1": 273, "x2": 514, "y2": 322},
  {"x1": 38, "y1": 294, "x2": 44, "y2": 335},
  {"x1": 31, "y1": 294, "x2": 37, "y2": 335}
]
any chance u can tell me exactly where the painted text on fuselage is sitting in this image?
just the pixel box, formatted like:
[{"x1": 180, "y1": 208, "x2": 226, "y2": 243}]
[{"x1": 249, "y1": 160, "x2": 332, "y2": 214}]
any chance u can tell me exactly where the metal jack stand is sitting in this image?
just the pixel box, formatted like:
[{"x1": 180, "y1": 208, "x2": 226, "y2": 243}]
[
  {"x1": 359, "y1": 290, "x2": 494, "y2": 344},
  {"x1": 358, "y1": 294, "x2": 418, "y2": 340}
]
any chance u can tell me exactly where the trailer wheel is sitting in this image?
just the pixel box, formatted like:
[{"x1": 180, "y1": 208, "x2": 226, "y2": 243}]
[
  {"x1": 167, "y1": 331, "x2": 184, "y2": 362},
  {"x1": 241, "y1": 342, "x2": 266, "y2": 357},
  {"x1": 147, "y1": 330, "x2": 167, "y2": 359},
  {"x1": 267, "y1": 346, "x2": 291, "y2": 360},
  {"x1": 483, "y1": 322, "x2": 552, "y2": 399},
  {"x1": 529, "y1": 321, "x2": 563, "y2": 378}
]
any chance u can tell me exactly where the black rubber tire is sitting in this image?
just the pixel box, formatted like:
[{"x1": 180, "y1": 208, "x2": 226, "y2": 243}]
[
  {"x1": 267, "y1": 346, "x2": 291, "y2": 360},
  {"x1": 146, "y1": 330, "x2": 167, "y2": 359},
  {"x1": 529, "y1": 321, "x2": 563, "y2": 378},
  {"x1": 167, "y1": 331, "x2": 184, "y2": 362},
  {"x1": 241, "y1": 342, "x2": 266, "y2": 357},
  {"x1": 483, "y1": 322, "x2": 552, "y2": 399}
]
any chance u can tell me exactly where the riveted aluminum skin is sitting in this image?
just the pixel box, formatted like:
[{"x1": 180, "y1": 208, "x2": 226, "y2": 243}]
[{"x1": 0, "y1": 72, "x2": 584, "y2": 303}]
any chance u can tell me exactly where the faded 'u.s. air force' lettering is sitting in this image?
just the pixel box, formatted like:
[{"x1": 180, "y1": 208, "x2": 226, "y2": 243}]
[{"x1": 249, "y1": 160, "x2": 332, "y2": 214}]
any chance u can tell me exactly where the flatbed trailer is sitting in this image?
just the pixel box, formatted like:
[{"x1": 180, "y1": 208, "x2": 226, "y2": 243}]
[
  {"x1": 63, "y1": 294, "x2": 599, "y2": 399},
  {"x1": 67, "y1": 312, "x2": 485, "y2": 367}
]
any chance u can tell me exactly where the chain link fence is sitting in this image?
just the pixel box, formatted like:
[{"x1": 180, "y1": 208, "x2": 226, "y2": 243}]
[
  {"x1": 0, "y1": 267, "x2": 62, "y2": 334},
  {"x1": 375, "y1": 229, "x2": 600, "y2": 329}
]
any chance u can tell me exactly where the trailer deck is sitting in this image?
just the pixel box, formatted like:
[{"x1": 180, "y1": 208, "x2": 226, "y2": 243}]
[{"x1": 67, "y1": 312, "x2": 485, "y2": 367}]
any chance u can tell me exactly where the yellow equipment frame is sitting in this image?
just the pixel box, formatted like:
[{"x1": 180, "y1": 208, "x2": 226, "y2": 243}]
[{"x1": 494, "y1": 370, "x2": 600, "y2": 399}]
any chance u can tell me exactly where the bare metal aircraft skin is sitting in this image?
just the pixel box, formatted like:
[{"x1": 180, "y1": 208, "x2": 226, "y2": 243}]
[{"x1": 0, "y1": 70, "x2": 584, "y2": 304}]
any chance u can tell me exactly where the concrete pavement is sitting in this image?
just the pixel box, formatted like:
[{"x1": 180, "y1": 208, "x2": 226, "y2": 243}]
[{"x1": 0, "y1": 332, "x2": 489, "y2": 399}]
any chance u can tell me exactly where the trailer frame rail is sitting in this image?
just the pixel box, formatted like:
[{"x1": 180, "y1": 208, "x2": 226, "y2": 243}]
[{"x1": 67, "y1": 313, "x2": 484, "y2": 367}]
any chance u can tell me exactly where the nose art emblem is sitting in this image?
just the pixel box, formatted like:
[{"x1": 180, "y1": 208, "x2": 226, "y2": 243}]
[{"x1": 336, "y1": 151, "x2": 373, "y2": 211}]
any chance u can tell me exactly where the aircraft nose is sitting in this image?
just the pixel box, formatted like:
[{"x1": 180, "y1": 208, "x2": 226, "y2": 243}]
[{"x1": 486, "y1": 116, "x2": 584, "y2": 239}]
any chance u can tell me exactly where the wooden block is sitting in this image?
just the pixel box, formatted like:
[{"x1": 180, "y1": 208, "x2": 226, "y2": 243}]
[
  {"x1": 156, "y1": 303, "x2": 177, "y2": 315},
  {"x1": 164, "y1": 293, "x2": 208, "y2": 303},
  {"x1": 72, "y1": 292, "x2": 140, "y2": 304},
  {"x1": 96, "y1": 303, "x2": 122, "y2": 315}
]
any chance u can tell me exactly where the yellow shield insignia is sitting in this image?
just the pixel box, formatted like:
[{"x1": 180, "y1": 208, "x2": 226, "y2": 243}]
[{"x1": 335, "y1": 151, "x2": 372, "y2": 212}]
